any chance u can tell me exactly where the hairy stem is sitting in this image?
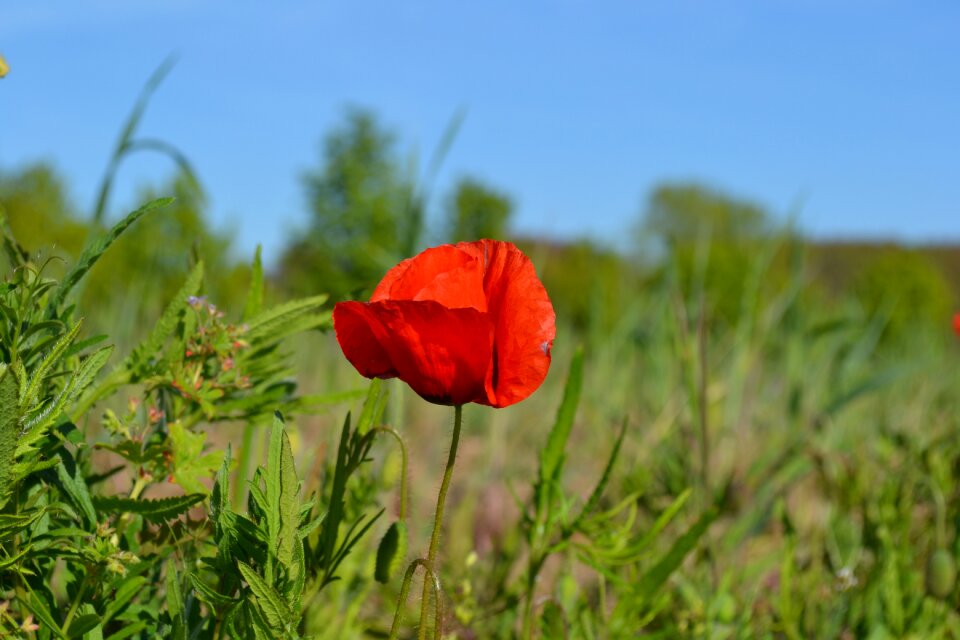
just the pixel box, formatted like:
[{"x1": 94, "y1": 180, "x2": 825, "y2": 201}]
[
  {"x1": 374, "y1": 425, "x2": 410, "y2": 520},
  {"x1": 417, "y1": 404, "x2": 463, "y2": 640}
]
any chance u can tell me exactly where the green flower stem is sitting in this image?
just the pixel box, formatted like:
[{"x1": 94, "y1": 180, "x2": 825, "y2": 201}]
[
  {"x1": 389, "y1": 558, "x2": 442, "y2": 640},
  {"x1": 417, "y1": 404, "x2": 463, "y2": 640},
  {"x1": 61, "y1": 569, "x2": 94, "y2": 636},
  {"x1": 373, "y1": 426, "x2": 409, "y2": 520}
]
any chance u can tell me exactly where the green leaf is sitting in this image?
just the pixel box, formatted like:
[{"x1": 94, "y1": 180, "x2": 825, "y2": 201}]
[
  {"x1": 102, "y1": 576, "x2": 148, "y2": 625},
  {"x1": 374, "y1": 520, "x2": 408, "y2": 584},
  {"x1": 56, "y1": 454, "x2": 97, "y2": 525},
  {"x1": 92, "y1": 494, "x2": 204, "y2": 523},
  {"x1": 243, "y1": 245, "x2": 264, "y2": 321},
  {"x1": 568, "y1": 417, "x2": 628, "y2": 534},
  {"x1": 539, "y1": 347, "x2": 584, "y2": 491},
  {"x1": 212, "y1": 443, "x2": 231, "y2": 528},
  {"x1": 190, "y1": 572, "x2": 241, "y2": 609},
  {"x1": 276, "y1": 415, "x2": 300, "y2": 577},
  {"x1": 631, "y1": 488, "x2": 693, "y2": 555},
  {"x1": 67, "y1": 345, "x2": 113, "y2": 404},
  {"x1": 21, "y1": 321, "x2": 82, "y2": 411},
  {"x1": 237, "y1": 561, "x2": 295, "y2": 629},
  {"x1": 129, "y1": 261, "x2": 204, "y2": 373},
  {"x1": 21, "y1": 345, "x2": 113, "y2": 450},
  {"x1": 259, "y1": 413, "x2": 304, "y2": 602},
  {"x1": 165, "y1": 559, "x2": 186, "y2": 640},
  {"x1": 635, "y1": 507, "x2": 718, "y2": 604},
  {"x1": 0, "y1": 365, "x2": 20, "y2": 506},
  {"x1": 51, "y1": 198, "x2": 172, "y2": 311},
  {"x1": 540, "y1": 600, "x2": 567, "y2": 640},
  {"x1": 823, "y1": 365, "x2": 914, "y2": 417},
  {"x1": 104, "y1": 622, "x2": 147, "y2": 640},
  {"x1": 169, "y1": 421, "x2": 224, "y2": 495},
  {"x1": 243, "y1": 295, "x2": 329, "y2": 344},
  {"x1": 0, "y1": 509, "x2": 45, "y2": 542},
  {"x1": 24, "y1": 590, "x2": 66, "y2": 639},
  {"x1": 357, "y1": 379, "x2": 386, "y2": 435},
  {"x1": 66, "y1": 613, "x2": 102, "y2": 639}
]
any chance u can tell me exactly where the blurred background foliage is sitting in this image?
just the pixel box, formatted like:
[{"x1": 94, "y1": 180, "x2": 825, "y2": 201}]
[
  {"x1": 5, "y1": 107, "x2": 957, "y2": 345},
  {"x1": 4, "y1": 100, "x2": 960, "y2": 637}
]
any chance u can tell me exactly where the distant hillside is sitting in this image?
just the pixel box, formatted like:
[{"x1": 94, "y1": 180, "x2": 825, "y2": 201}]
[{"x1": 808, "y1": 241, "x2": 960, "y2": 301}]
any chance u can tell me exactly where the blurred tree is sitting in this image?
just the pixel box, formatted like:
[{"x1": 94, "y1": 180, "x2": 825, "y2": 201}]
[
  {"x1": 639, "y1": 182, "x2": 782, "y2": 324},
  {"x1": 82, "y1": 173, "x2": 248, "y2": 346},
  {"x1": 518, "y1": 239, "x2": 636, "y2": 335},
  {"x1": 279, "y1": 109, "x2": 420, "y2": 299},
  {"x1": 642, "y1": 182, "x2": 770, "y2": 244},
  {"x1": 0, "y1": 163, "x2": 88, "y2": 269},
  {"x1": 854, "y1": 248, "x2": 955, "y2": 342},
  {"x1": 445, "y1": 177, "x2": 512, "y2": 243},
  {"x1": 1, "y1": 163, "x2": 246, "y2": 348}
]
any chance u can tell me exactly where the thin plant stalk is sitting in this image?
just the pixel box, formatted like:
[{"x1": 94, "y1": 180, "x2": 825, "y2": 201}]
[
  {"x1": 374, "y1": 425, "x2": 409, "y2": 519},
  {"x1": 417, "y1": 404, "x2": 463, "y2": 640},
  {"x1": 389, "y1": 559, "x2": 442, "y2": 640}
]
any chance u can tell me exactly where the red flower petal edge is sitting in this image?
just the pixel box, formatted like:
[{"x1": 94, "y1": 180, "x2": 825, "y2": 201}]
[
  {"x1": 954, "y1": 312, "x2": 960, "y2": 337},
  {"x1": 333, "y1": 240, "x2": 556, "y2": 408}
]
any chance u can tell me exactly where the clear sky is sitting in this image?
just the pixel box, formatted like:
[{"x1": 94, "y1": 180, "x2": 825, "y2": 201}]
[{"x1": 1, "y1": 1, "x2": 958, "y2": 263}]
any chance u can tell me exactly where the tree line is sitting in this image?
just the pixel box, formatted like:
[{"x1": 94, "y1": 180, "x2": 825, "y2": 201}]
[{"x1": 2, "y1": 107, "x2": 958, "y2": 346}]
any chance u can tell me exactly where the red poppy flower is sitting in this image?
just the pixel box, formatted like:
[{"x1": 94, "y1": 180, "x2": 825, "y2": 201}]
[
  {"x1": 333, "y1": 240, "x2": 556, "y2": 408},
  {"x1": 954, "y1": 312, "x2": 960, "y2": 337}
]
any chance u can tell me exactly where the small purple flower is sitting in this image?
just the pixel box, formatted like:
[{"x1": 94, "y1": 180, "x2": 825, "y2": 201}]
[{"x1": 187, "y1": 295, "x2": 207, "y2": 308}]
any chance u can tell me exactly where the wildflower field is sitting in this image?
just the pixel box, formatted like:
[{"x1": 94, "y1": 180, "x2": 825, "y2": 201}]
[{"x1": 3, "y1": 63, "x2": 960, "y2": 640}]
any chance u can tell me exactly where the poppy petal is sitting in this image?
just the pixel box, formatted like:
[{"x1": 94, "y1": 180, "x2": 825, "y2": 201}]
[
  {"x1": 371, "y1": 245, "x2": 487, "y2": 311},
  {"x1": 335, "y1": 299, "x2": 495, "y2": 406},
  {"x1": 459, "y1": 240, "x2": 556, "y2": 407},
  {"x1": 333, "y1": 301, "x2": 398, "y2": 379}
]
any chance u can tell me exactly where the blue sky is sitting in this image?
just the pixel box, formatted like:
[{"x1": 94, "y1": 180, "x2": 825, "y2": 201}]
[{"x1": 1, "y1": 1, "x2": 958, "y2": 262}]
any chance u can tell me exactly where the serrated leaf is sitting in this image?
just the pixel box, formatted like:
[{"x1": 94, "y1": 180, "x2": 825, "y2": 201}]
[
  {"x1": 237, "y1": 561, "x2": 295, "y2": 629},
  {"x1": 21, "y1": 321, "x2": 82, "y2": 410},
  {"x1": 190, "y1": 572, "x2": 241, "y2": 609},
  {"x1": 212, "y1": 443, "x2": 231, "y2": 529},
  {"x1": 286, "y1": 536, "x2": 306, "y2": 606},
  {"x1": 51, "y1": 198, "x2": 172, "y2": 311},
  {"x1": 63, "y1": 333, "x2": 108, "y2": 358},
  {"x1": 22, "y1": 346, "x2": 113, "y2": 448},
  {"x1": 65, "y1": 345, "x2": 113, "y2": 411},
  {"x1": 243, "y1": 295, "x2": 329, "y2": 344},
  {"x1": 0, "y1": 509, "x2": 45, "y2": 541},
  {"x1": 56, "y1": 454, "x2": 96, "y2": 525},
  {"x1": 169, "y1": 421, "x2": 224, "y2": 495},
  {"x1": 166, "y1": 559, "x2": 186, "y2": 640},
  {"x1": 130, "y1": 261, "x2": 205, "y2": 372},
  {"x1": 274, "y1": 414, "x2": 300, "y2": 582},
  {"x1": 0, "y1": 366, "x2": 19, "y2": 506},
  {"x1": 93, "y1": 494, "x2": 204, "y2": 523}
]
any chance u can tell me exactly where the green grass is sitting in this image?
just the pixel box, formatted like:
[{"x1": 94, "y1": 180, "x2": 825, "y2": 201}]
[{"x1": 3, "y1": 195, "x2": 960, "y2": 638}]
